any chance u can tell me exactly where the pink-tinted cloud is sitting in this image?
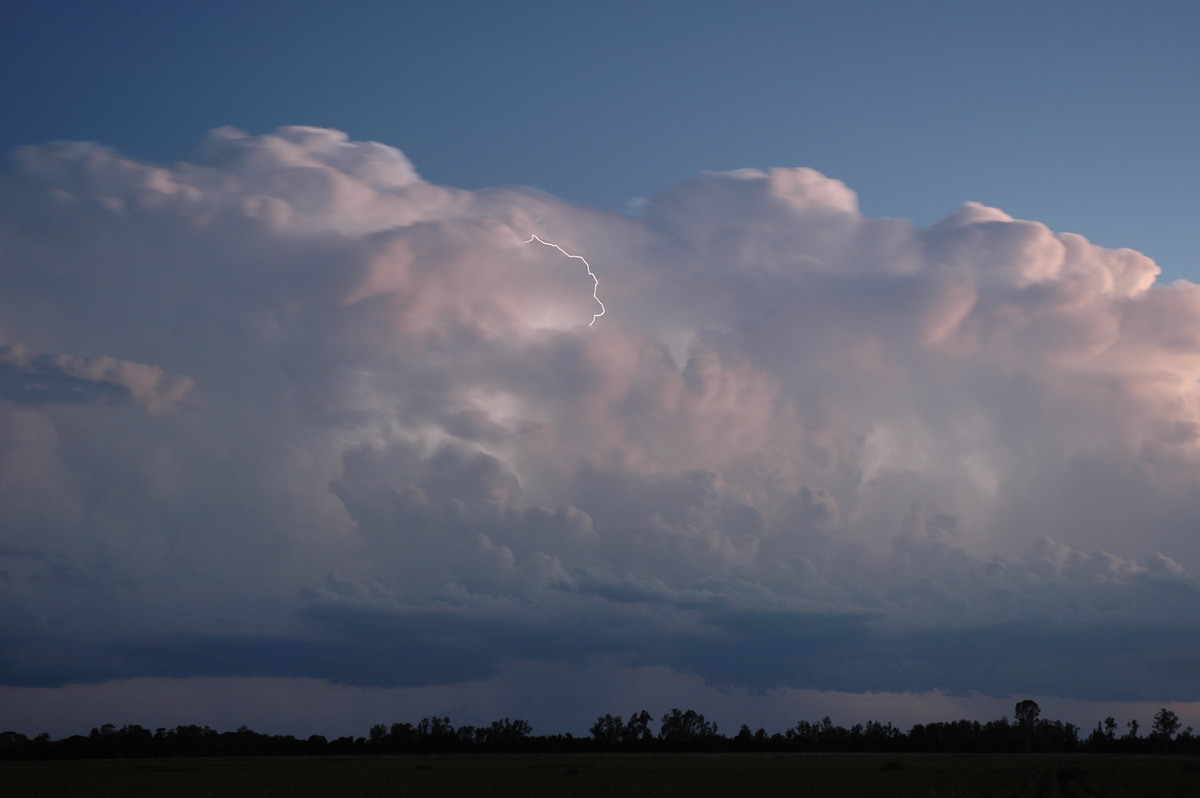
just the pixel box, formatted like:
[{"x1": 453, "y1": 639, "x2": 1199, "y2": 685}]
[
  {"x1": 3, "y1": 127, "x2": 1200, "y2": 734},
  {"x1": 0, "y1": 344, "x2": 193, "y2": 411}
]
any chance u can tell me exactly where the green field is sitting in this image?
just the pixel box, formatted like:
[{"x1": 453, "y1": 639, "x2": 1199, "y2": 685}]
[{"x1": 5, "y1": 753, "x2": 1199, "y2": 797}]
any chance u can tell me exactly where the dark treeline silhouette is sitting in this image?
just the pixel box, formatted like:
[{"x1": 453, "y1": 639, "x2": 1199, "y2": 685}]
[{"x1": 2, "y1": 702, "x2": 1195, "y2": 760}]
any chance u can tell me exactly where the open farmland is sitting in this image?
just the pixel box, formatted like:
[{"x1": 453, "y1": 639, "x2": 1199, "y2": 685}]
[{"x1": 5, "y1": 753, "x2": 1200, "y2": 797}]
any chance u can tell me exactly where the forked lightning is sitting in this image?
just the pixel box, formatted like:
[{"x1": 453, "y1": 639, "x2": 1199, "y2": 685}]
[{"x1": 522, "y1": 235, "x2": 605, "y2": 326}]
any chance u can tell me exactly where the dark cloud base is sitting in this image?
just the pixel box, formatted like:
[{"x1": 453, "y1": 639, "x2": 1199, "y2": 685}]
[{"x1": 6, "y1": 607, "x2": 1198, "y2": 707}]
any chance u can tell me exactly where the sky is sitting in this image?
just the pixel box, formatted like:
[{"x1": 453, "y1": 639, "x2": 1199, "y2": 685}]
[{"x1": 3, "y1": 1, "x2": 1200, "y2": 738}]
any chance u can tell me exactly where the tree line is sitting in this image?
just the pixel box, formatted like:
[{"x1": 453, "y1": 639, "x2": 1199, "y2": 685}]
[{"x1": 0, "y1": 702, "x2": 1191, "y2": 760}]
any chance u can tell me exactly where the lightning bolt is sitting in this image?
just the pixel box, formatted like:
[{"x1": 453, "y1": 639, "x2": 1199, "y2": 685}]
[{"x1": 521, "y1": 235, "x2": 605, "y2": 327}]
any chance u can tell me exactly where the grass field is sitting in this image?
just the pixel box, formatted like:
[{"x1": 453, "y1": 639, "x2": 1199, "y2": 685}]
[{"x1": 5, "y1": 752, "x2": 1199, "y2": 797}]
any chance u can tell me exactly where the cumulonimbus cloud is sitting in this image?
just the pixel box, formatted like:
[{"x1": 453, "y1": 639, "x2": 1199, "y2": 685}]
[{"x1": 2, "y1": 127, "x2": 1199, "y2": 712}]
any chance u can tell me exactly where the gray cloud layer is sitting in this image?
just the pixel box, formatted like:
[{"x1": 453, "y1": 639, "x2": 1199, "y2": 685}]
[{"x1": 3, "y1": 127, "x2": 1199, "y2": 710}]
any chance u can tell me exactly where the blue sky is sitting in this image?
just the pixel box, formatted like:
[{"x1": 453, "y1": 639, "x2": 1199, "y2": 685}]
[
  {"x1": 4, "y1": 1, "x2": 1198, "y2": 277},
  {"x1": 5, "y1": 1, "x2": 1200, "y2": 739}
]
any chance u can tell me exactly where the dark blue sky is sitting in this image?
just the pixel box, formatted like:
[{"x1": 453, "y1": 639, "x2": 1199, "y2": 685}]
[{"x1": 5, "y1": 1, "x2": 1198, "y2": 277}]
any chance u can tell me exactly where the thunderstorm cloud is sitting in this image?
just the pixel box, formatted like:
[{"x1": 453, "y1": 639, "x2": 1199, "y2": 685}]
[{"x1": 3, "y1": 127, "x2": 1200, "y2": 731}]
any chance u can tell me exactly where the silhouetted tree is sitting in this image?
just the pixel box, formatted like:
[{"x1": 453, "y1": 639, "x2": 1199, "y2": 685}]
[
  {"x1": 456, "y1": 725, "x2": 479, "y2": 747},
  {"x1": 416, "y1": 716, "x2": 455, "y2": 752},
  {"x1": 980, "y1": 717, "x2": 1014, "y2": 752},
  {"x1": 119, "y1": 724, "x2": 154, "y2": 757},
  {"x1": 623, "y1": 710, "x2": 654, "y2": 745},
  {"x1": 386, "y1": 722, "x2": 417, "y2": 753},
  {"x1": 659, "y1": 708, "x2": 718, "y2": 748},
  {"x1": 733, "y1": 724, "x2": 754, "y2": 749},
  {"x1": 482, "y1": 718, "x2": 531, "y2": 751},
  {"x1": 0, "y1": 732, "x2": 29, "y2": 759},
  {"x1": 366, "y1": 724, "x2": 388, "y2": 753},
  {"x1": 13, "y1": 705, "x2": 1200, "y2": 760},
  {"x1": 1014, "y1": 700, "x2": 1040, "y2": 751},
  {"x1": 1037, "y1": 719, "x2": 1079, "y2": 752},
  {"x1": 1153, "y1": 708, "x2": 1180, "y2": 752},
  {"x1": 589, "y1": 714, "x2": 624, "y2": 747}
]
